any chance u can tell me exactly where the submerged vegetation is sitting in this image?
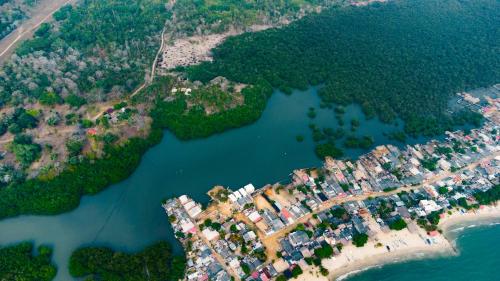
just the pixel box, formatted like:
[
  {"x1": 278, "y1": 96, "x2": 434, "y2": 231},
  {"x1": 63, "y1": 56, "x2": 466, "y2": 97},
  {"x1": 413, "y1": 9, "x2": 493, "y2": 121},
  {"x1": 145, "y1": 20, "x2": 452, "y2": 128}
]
[{"x1": 69, "y1": 241, "x2": 186, "y2": 281}]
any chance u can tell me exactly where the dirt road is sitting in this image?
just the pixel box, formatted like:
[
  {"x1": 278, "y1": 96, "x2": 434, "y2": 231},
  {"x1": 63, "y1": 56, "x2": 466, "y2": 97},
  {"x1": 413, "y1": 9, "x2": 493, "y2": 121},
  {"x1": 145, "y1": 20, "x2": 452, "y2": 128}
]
[
  {"x1": 257, "y1": 151, "x2": 500, "y2": 253},
  {"x1": 0, "y1": 0, "x2": 76, "y2": 64}
]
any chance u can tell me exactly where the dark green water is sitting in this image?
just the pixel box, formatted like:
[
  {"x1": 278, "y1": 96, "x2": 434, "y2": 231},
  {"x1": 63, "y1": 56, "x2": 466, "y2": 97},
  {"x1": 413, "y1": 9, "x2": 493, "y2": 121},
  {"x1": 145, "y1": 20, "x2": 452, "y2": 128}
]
[
  {"x1": 0, "y1": 88, "x2": 478, "y2": 280},
  {"x1": 342, "y1": 222, "x2": 500, "y2": 281}
]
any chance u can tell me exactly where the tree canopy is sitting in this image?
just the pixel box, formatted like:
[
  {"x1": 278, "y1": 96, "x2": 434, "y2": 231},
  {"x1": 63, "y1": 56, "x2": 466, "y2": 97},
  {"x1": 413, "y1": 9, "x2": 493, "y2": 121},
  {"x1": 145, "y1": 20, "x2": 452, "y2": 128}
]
[
  {"x1": 69, "y1": 241, "x2": 186, "y2": 281},
  {"x1": 0, "y1": 242, "x2": 57, "y2": 281},
  {"x1": 185, "y1": 0, "x2": 499, "y2": 137}
]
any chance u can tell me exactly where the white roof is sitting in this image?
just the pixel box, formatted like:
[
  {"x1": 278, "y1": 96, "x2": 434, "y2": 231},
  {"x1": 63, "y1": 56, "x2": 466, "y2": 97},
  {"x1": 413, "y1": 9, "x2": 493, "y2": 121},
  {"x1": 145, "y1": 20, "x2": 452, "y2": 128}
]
[
  {"x1": 228, "y1": 194, "x2": 237, "y2": 202},
  {"x1": 409, "y1": 167, "x2": 420, "y2": 175},
  {"x1": 438, "y1": 159, "x2": 451, "y2": 169},
  {"x1": 179, "y1": 195, "x2": 189, "y2": 204},
  {"x1": 202, "y1": 228, "x2": 220, "y2": 241},
  {"x1": 410, "y1": 158, "x2": 420, "y2": 166},
  {"x1": 181, "y1": 220, "x2": 195, "y2": 233},
  {"x1": 184, "y1": 201, "x2": 196, "y2": 210},
  {"x1": 233, "y1": 191, "x2": 242, "y2": 199},
  {"x1": 187, "y1": 206, "x2": 202, "y2": 218},
  {"x1": 229, "y1": 259, "x2": 240, "y2": 268},
  {"x1": 244, "y1": 184, "x2": 255, "y2": 193},
  {"x1": 248, "y1": 211, "x2": 262, "y2": 222},
  {"x1": 239, "y1": 188, "x2": 248, "y2": 196}
]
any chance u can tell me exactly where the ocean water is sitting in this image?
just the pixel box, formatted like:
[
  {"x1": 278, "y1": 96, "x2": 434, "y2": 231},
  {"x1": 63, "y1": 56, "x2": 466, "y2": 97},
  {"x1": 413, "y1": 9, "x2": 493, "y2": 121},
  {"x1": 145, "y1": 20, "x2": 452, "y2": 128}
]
[{"x1": 342, "y1": 222, "x2": 500, "y2": 281}]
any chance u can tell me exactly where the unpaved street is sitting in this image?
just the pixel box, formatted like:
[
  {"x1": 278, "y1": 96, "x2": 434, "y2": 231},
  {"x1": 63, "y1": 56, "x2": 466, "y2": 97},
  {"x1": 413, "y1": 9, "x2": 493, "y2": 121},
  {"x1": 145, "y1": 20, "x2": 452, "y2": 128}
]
[{"x1": 0, "y1": 0, "x2": 76, "y2": 64}]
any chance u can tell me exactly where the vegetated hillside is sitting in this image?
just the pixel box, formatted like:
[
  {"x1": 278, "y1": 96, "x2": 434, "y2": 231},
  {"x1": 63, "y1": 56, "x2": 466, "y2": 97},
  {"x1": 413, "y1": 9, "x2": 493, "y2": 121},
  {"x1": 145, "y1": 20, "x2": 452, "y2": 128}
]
[
  {"x1": 0, "y1": 0, "x2": 169, "y2": 106},
  {"x1": 69, "y1": 241, "x2": 186, "y2": 281},
  {"x1": 186, "y1": 0, "x2": 499, "y2": 136},
  {"x1": 0, "y1": 242, "x2": 57, "y2": 281}
]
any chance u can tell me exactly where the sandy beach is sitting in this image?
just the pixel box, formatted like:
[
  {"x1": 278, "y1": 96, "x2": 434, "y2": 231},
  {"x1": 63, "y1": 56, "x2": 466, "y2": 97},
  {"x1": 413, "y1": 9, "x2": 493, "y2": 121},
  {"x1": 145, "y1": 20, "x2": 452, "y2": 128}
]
[
  {"x1": 295, "y1": 204, "x2": 500, "y2": 281},
  {"x1": 439, "y1": 204, "x2": 500, "y2": 231}
]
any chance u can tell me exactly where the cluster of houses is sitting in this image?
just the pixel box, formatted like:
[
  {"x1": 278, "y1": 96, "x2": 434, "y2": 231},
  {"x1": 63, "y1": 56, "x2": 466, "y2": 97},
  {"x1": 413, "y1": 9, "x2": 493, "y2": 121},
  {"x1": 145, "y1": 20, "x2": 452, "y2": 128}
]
[
  {"x1": 163, "y1": 196, "x2": 234, "y2": 281},
  {"x1": 242, "y1": 196, "x2": 309, "y2": 236},
  {"x1": 171, "y1": 87, "x2": 193, "y2": 96},
  {"x1": 293, "y1": 118, "x2": 498, "y2": 205},
  {"x1": 274, "y1": 156, "x2": 498, "y2": 274},
  {"x1": 164, "y1": 86, "x2": 499, "y2": 281},
  {"x1": 164, "y1": 192, "x2": 284, "y2": 281},
  {"x1": 103, "y1": 105, "x2": 133, "y2": 124},
  {"x1": 229, "y1": 184, "x2": 256, "y2": 209}
]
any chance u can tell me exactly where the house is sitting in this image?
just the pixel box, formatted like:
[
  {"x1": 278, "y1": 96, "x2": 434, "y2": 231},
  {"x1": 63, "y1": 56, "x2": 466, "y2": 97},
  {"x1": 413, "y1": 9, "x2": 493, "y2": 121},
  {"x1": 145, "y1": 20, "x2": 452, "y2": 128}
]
[
  {"x1": 351, "y1": 216, "x2": 368, "y2": 234},
  {"x1": 288, "y1": 231, "x2": 310, "y2": 247},
  {"x1": 280, "y1": 239, "x2": 294, "y2": 254},
  {"x1": 202, "y1": 228, "x2": 220, "y2": 241},
  {"x1": 272, "y1": 259, "x2": 290, "y2": 273},
  {"x1": 419, "y1": 200, "x2": 442, "y2": 215},
  {"x1": 438, "y1": 159, "x2": 451, "y2": 171}
]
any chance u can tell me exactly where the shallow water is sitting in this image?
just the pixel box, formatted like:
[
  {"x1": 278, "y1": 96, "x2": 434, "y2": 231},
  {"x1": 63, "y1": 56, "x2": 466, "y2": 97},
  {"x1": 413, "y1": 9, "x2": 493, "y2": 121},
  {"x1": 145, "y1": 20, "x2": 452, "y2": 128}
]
[
  {"x1": 343, "y1": 222, "x2": 500, "y2": 281},
  {"x1": 0, "y1": 88, "x2": 428, "y2": 280}
]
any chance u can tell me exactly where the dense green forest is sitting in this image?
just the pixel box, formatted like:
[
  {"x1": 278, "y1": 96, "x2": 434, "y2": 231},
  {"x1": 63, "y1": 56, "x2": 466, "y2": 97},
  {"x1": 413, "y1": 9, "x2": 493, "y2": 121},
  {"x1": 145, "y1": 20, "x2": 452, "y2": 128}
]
[
  {"x1": 0, "y1": 0, "x2": 168, "y2": 106},
  {"x1": 185, "y1": 0, "x2": 499, "y2": 136},
  {"x1": 0, "y1": 128, "x2": 162, "y2": 219},
  {"x1": 69, "y1": 242, "x2": 185, "y2": 281},
  {"x1": 150, "y1": 78, "x2": 272, "y2": 139},
  {"x1": 0, "y1": 242, "x2": 57, "y2": 281}
]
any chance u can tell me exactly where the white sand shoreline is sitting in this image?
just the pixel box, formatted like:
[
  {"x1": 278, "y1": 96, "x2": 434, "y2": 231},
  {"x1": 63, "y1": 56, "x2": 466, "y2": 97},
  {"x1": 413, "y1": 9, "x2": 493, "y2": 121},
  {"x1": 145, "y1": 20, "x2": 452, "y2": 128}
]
[{"x1": 295, "y1": 204, "x2": 500, "y2": 281}]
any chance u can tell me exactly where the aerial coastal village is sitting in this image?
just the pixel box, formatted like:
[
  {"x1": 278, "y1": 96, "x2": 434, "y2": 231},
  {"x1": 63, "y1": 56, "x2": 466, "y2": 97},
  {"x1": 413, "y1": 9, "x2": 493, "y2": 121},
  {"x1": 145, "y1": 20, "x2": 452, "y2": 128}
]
[
  {"x1": 163, "y1": 85, "x2": 500, "y2": 281},
  {"x1": 0, "y1": 0, "x2": 499, "y2": 280}
]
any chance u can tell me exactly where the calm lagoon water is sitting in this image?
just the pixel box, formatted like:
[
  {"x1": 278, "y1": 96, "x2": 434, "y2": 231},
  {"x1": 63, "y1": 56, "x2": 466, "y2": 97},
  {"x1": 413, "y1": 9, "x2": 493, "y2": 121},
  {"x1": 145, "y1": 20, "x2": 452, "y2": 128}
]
[
  {"x1": 0, "y1": 88, "x2": 468, "y2": 280},
  {"x1": 343, "y1": 222, "x2": 500, "y2": 281}
]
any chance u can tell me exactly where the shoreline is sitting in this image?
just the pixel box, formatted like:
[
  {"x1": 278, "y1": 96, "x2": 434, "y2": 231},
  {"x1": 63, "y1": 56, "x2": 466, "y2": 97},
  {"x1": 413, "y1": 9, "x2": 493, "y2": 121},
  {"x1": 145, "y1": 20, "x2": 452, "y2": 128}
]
[
  {"x1": 439, "y1": 204, "x2": 500, "y2": 233},
  {"x1": 296, "y1": 205, "x2": 500, "y2": 281}
]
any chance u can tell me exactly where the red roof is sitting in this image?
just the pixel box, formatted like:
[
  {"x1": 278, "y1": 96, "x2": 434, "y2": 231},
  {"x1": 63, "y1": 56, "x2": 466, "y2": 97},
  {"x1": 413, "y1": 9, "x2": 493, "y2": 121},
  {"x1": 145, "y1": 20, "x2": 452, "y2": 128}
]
[
  {"x1": 87, "y1": 128, "x2": 97, "y2": 135},
  {"x1": 429, "y1": 231, "x2": 439, "y2": 237},
  {"x1": 281, "y1": 209, "x2": 292, "y2": 219}
]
